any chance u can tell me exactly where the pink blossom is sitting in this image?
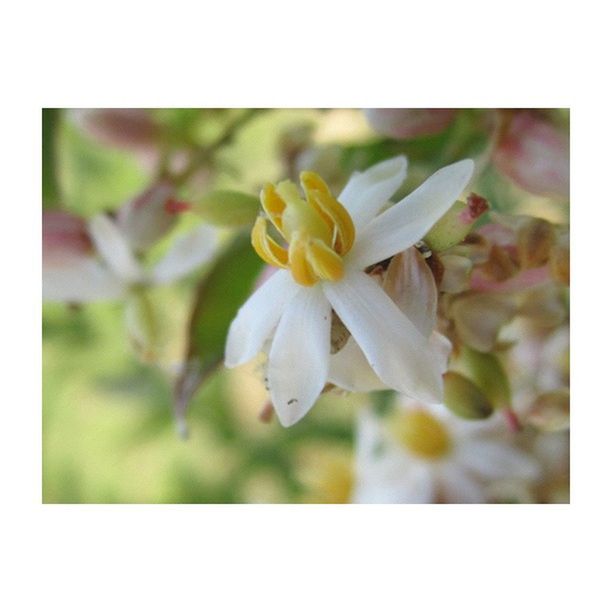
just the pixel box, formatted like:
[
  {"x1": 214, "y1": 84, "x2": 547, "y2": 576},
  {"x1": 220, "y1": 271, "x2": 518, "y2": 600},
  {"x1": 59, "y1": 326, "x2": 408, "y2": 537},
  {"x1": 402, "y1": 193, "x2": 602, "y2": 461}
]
[{"x1": 364, "y1": 109, "x2": 456, "y2": 139}]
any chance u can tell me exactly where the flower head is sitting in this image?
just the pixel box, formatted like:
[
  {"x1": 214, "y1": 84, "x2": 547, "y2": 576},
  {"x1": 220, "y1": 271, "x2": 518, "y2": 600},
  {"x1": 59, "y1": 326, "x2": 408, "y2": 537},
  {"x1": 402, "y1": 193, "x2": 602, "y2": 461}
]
[
  {"x1": 353, "y1": 403, "x2": 540, "y2": 503},
  {"x1": 225, "y1": 156, "x2": 475, "y2": 426}
]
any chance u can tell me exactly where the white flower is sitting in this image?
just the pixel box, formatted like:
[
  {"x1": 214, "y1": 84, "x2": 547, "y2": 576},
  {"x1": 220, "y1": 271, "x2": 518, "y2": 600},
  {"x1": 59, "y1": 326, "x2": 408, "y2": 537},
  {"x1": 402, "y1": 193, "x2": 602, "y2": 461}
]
[
  {"x1": 43, "y1": 212, "x2": 218, "y2": 303},
  {"x1": 353, "y1": 403, "x2": 540, "y2": 504},
  {"x1": 225, "y1": 156, "x2": 474, "y2": 426},
  {"x1": 43, "y1": 210, "x2": 218, "y2": 359}
]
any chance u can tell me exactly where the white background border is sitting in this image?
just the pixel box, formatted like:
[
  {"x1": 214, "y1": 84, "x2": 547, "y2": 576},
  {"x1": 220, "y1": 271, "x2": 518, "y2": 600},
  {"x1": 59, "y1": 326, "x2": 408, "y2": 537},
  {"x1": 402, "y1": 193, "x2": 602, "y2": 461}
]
[{"x1": 2, "y1": 0, "x2": 609, "y2": 609}]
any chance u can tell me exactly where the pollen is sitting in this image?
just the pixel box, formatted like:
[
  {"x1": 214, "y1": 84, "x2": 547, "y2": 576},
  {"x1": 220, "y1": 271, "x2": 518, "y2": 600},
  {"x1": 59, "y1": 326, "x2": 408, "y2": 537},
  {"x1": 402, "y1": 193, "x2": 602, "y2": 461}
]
[
  {"x1": 251, "y1": 172, "x2": 355, "y2": 286},
  {"x1": 392, "y1": 410, "x2": 452, "y2": 460}
]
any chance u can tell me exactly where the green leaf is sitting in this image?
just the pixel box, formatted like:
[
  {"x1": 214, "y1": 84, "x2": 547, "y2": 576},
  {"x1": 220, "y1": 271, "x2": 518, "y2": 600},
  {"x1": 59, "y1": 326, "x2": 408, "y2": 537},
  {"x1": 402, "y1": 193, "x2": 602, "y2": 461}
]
[
  {"x1": 192, "y1": 190, "x2": 260, "y2": 227},
  {"x1": 174, "y1": 232, "x2": 264, "y2": 433},
  {"x1": 42, "y1": 108, "x2": 61, "y2": 208}
]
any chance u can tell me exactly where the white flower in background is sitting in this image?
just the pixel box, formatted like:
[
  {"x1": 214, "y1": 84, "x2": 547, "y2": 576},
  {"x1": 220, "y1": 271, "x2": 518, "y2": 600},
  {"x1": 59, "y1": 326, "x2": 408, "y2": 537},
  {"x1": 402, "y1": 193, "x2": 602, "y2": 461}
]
[
  {"x1": 225, "y1": 156, "x2": 474, "y2": 426},
  {"x1": 43, "y1": 206, "x2": 218, "y2": 358},
  {"x1": 353, "y1": 403, "x2": 540, "y2": 503},
  {"x1": 43, "y1": 212, "x2": 217, "y2": 303}
]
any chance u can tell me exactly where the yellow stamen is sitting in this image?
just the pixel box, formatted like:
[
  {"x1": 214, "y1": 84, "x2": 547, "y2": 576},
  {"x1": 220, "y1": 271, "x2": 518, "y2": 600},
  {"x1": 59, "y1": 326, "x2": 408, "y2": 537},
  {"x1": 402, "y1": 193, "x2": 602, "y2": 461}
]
[
  {"x1": 393, "y1": 410, "x2": 452, "y2": 459},
  {"x1": 288, "y1": 231, "x2": 318, "y2": 286},
  {"x1": 252, "y1": 172, "x2": 356, "y2": 286},
  {"x1": 260, "y1": 183, "x2": 286, "y2": 233},
  {"x1": 251, "y1": 216, "x2": 288, "y2": 268},
  {"x1": 301, "y1": 171, "x2": 355, "y2": 255},
  {"x1": 306, "y1": 238, "x2": 345, "y2": 282}
]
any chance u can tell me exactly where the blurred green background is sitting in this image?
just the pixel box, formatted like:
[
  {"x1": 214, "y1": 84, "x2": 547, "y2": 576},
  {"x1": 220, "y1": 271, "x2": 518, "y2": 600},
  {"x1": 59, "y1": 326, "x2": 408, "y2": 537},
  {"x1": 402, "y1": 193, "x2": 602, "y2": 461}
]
[{"x1": 42, "y1": 108, "x2": 569, "y2": 503}]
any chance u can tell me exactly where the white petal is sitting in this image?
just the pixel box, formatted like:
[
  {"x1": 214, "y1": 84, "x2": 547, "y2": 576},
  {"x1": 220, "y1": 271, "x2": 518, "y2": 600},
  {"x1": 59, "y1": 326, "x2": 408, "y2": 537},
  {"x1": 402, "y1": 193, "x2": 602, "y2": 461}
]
[
  {"x1": 151, "y1": 225, "x2": 218, "y2": 284},
  {"x1": 353, "y1": 410, "x2": 435, "y2": 503},
  {"x1": 323, "y1": 270, "x2": 443, "y2": 403},
  {"x1": 383, "y1": 247, "x2": 438, "y2": 337},
  {"x1": 88, "y1": 214, "x2": 144, "y2": 283},
  {"x1": 329, "y1": 337, "x2": 388, "y2": 392},
  {"x1": 456, "y1": 440, "x2": 540, "y2": 481},
  {"x1": 438, "y1": 463, "x2": 485, "y2": 503},
  {"x1": 267, "y1": 286, "x2": 331, "y2": 426},
  {"x1": 430, "y1": 331, "x2": 452, "y2": 373},
  {"x1": 347, "y1": 159, "x2": 474, "y2": 269},
  {"x1": 43, "y1": 258, "x2": 126, "y2": 302},
  {"x1": 338, "y1": 156, "x2": 408, "y2": 232},
  {"x1": 224, "y1": 270, "x2": 299, "y2": 368},
  {"x1": 353, "y1": 465, "x2": 435, "y2": 504},
  {"x1": 396, "y1": 464, "x2": 436, "y2": 504},
  {"x1": 330, "y1": 330, "x2": 450, "y2": 393}
]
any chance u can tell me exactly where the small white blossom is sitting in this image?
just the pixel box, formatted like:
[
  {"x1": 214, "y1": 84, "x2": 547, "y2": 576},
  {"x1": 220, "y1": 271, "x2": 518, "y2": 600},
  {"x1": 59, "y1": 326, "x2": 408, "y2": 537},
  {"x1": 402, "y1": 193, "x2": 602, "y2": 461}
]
[
  {"x1": 353, "y1": 403, "x2": 540, "y2": 504},
  {"x1": 43, "y1": 212, "x2": 217, "y2": 303}
]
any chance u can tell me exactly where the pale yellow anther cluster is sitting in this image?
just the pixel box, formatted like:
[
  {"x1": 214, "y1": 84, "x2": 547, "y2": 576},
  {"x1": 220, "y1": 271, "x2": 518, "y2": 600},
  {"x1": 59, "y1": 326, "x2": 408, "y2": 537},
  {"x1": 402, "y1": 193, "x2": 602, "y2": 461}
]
[
  {"x1": 393, "y1": 410, "x2": 452, "y2": 459},
  {"x1": 251, "y1": 171, "x2": 355, "y2": 286}
]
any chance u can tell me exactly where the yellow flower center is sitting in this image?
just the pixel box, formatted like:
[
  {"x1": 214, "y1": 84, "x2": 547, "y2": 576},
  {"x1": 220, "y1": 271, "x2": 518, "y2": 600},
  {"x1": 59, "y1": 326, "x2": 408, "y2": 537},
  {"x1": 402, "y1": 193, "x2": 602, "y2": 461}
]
[
  {"x1": 302, "y1": 456, "x2": 354, "y2": 504},
  {"x1": 251, "y1": 171, "x2": 355, "y2": 286},
  {"x1": 392, "y1": 410, "x2": 452, "y2": 460}
]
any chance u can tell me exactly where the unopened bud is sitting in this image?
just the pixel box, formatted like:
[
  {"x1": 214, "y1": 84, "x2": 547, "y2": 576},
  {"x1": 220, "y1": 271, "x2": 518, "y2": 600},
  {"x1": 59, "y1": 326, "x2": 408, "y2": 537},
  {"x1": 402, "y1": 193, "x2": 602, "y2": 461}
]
[
  {"x1": 549, "y1": 232, "x2": 569, "y2": 285},
  {"x1": 364, "y1": 108, "x2": 457, "y2": 140},
  {"x1": 116, "y1": 182, "x2": 177, "y2": 252},
  {"x1": 516, "y1": 217, "x2": 556, "y2": 269},
  {"x1": 424, "y1": 193, "x2": 489, "y2": 252},
  {"x1": 526, "y1": 390, "x2": 570, "y2": 432},
  {"x1": 492, "y1": 111, "x2": 569, "y2": 198},
  {"x1": 451, "y1": 293, "x2": 516, "y2": 352},
  {"x1": 479, "y1": 244, "x2": 520, "y2": 282},
  {"x1": 459, "y1": 346, "x2": 511, "y2": 409},
  {"x1": 70, "y1": 108, "x2": 158, "y2": 151},
  {"x1": 439, "y1": 254, "x2": 473, "y2": 293},
  {"x1": 443, "y1": 371, "x2": 494, "y2": 420},
  {"x1": 193, "y1": 190, "x2": 260, "y2": 227},
  {"x1": 518, "y1": 285, "x2": 567, "y2": 328}
]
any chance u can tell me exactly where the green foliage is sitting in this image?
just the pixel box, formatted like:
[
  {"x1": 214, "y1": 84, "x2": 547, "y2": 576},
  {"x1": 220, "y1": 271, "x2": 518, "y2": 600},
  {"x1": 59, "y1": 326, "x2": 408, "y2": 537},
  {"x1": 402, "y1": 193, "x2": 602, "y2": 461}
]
[
  {"x1": 42, "y1": 108, "x2": 61, "y2": 207},
  {"x1": 174, "y1": 233, "x2": 264, "y2": 425},
  {"x1": 192, "y1": 190, "x2": 260, "y2": 227},
  {"x1": 58, "y1": 117, "x2": 147, "y2": 215}
]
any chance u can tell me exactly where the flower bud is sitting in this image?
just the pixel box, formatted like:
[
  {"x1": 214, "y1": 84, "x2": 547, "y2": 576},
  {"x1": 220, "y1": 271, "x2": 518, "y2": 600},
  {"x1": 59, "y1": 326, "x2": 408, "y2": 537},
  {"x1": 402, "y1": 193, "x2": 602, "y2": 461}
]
[
  {"x1": 516, "y1": 217, "x2": 556, "y2": 269},
  {"x1": 43, "y1": 210, "x2": 93, "y2": 265},
  {"x1": 517, "y1": 285, "x2": 567, "y2": 328},
  {"x1": 70, "y1": 108, "x2": 159, "y2": 151},
  {"x1": 364, "y1": 109, "x2": 456, "y2": 140},
  {"x1": 492, "y1": 111, "x2": 569, "y2": 198},
  {"x1": 424, "y1": 193, "x2": 489, "y2": 252},
  {"x1": 526, "y1": 390, "x2": 570, "y2": 432},
  {"x1": 116, "y1": 182, "x2": 177, "y2": 252},
  {"x1": 479, "y1": 244, "x2": 520, "y2": 282},
  {"x1": 459, "y1": 346, "x2": 511, "y2": 409},
  {"x1": 549, "y1": 231, "x2": 569, "y2": 285},
  {"x1": 451, "y1": 293, "x2": 516, "y2": 352},
  {"x1": 192, "y1": 190, "x2": 260, "y2": 227},
  {"x1": 439, "y1": 254, "x2": 473, "y2": 293},
  {"x1": 443, "y1": 371, "x2": 494, "y2": 420}
]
